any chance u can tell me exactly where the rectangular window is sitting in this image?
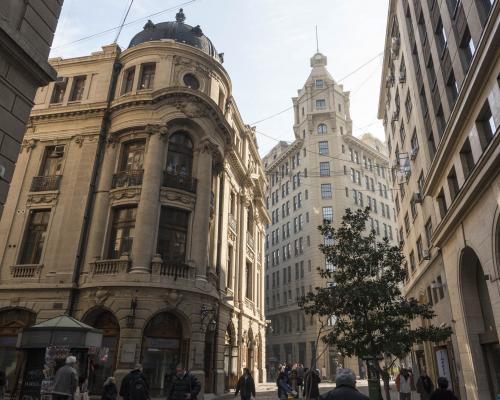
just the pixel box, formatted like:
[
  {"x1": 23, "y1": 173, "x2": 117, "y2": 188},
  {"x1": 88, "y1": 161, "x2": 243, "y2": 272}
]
[
  {"x1": 405, "y1": 91, "x2": 412, "y2": 119},
  {"x1": 476, "y1": 100, "x2": 497, "y2": 150},
  {"x1": 316, "y1": 99, "x2": 326, "y2": 109},
  {"x1": 20, "y1": 209, "x2": 51, "y2": 264},
  {"x1": 318, "y1": 141, "x2": 329, "y2": 155},
  {"x1": 436, "y1": 18, "x2": 447, "y2": 53},
  {"x1": 321, "y1": 184, "x2": 332, "y2": 199},
  {"x1": 40, "y1": 145, "x2": 65, "y2": 177},
  {"x1": 69, "y1": 76, "x2": 86, "y2": 101},
  {"x1": 322, "y1": 207, "x2": 333, "y2": 224},
  {"x1": 319, "y1": 162, "x2": 330, "y2": 176},
  {"x1": 404, "y1": 212, "x2": 410, "y2": 234},
  {"x1": 51, "y1": 79, "x2": 67, "y2": 103},
  {"x1": 246, "y1": 262, "x2": 253, "y2": 299},
  {"x1": 417, "y1": 236, "x2": 424, "y2": 262},
  {"x1": 108, "y1": 206, "x2": 137, "y2": 259},
  {"x1": 157, "y1": 207, "x2": 189, "y2": 262},
  {"x1": 427, "y1": 130, "x2": 437, "y2": 159},
  {"x1": 315, "y1": 79, "x2": 325, "y2": 88},
  {"x1": 122, "y1": 67, "x2": 136, "y2": 94},
  {"x1": 138, "y1": 63, "x2": 156, "y2": 90},
  {"x1": 447, "y1": 166, "x2": 459, "y2": 201},
  {"x1": 425, "y1": 218, "x2": 433, "y2": 248},
  {"x1": 447, "y1": 70, "x2": 459, "y2": 103},
  {"x1": 410, "y1": 250, "x2": 416, "y2": 272},
  {"x1": 459, "y1": 27, "x2": 474, "y2": 69},
  {"x1": 459, "y1": 138, "x2": 475, "y2": 179},
  {"x1": 437, "y1": 188, "x2": 448, "y2": 218}
]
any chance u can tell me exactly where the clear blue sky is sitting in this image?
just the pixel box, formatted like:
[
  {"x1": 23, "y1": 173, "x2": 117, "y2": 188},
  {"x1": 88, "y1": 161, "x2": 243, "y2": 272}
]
[{"x1": 51, "y1": 0, "x2": 390, "y2": 156}]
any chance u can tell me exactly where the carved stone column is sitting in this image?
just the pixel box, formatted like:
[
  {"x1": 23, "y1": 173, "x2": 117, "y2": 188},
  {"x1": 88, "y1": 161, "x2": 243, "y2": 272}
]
[
  {"x1": 84, "y1": 137, "x2": 117, "y2": 264},
  {"x1": 130, "y1": 125, "x2": 166, "y2": 273},
  {"x1": 191, "y1": 139, "x2": 215, "y2": 277}
]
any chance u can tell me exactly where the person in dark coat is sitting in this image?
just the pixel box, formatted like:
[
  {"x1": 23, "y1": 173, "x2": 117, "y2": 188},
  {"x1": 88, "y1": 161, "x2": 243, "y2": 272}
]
[
  {"x1": 319, "y1": 369, "x2": 368, "y2": 400},
  {"x1": 168, "y1": 364, "x2": 201, "y2": 400},
  {"x1": 52, "y1": 356, "x2": 79, "y2": 400},
  {"x1": 303, "y1": 369, "x2": 320, "y2": 400},
  {"x1": 235, "y1": 368, "x2": 256, "y2": 400},
  {"x1": 119, "y1": 364, "x2": 149, "y2": 400},
  {"x1": 277, "y1": 371, "x2": 294, "y2": 400},
  {"x1": 101, "y1": 377, "x2": 117, "y2": 400},
  {"x1": 429, "y1": 377, "x2": 458, "y2": 400},
  {"x1": 416, "y1": 369, "x2": 434, "y2": 400},
  {"x1": 0, "y1": 370, "x2": 7, "y2": 400}
]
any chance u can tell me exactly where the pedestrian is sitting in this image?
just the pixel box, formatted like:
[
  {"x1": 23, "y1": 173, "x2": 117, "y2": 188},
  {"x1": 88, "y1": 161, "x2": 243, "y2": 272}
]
[
  {"x1": 101, "y1": 377, "x2": 117, "y2": 400},
  {"x1": 52, "y1": 356, "x2": 79, "y2": 400},
  {"x1": 270, "y1": 366, "x2": 277, "y2": 382},
  {"x1": 296, "y1": 364, "x2": 304, "y2": 398},
  {"x1": 319, "y1": 369, "x2": 368, "y2": 400},
  {"x1": 396, "y1": 368, "x2": 415, "y2": 400},
  {"x1": 168, "y1": 364, "x2": 201, "y2": 400},
  {"x1": 79, "y1": 377, "x2": 89, "y2": 400},
  {"x1": 119, "y1": 364, "x2": 149, "y2": 400},
  {"x1": 303, "y1": 369, "x2": 320, "y2": 400},
  {"x1": 429, "y1": 377, "x2": 458, "y2": 400},
  {"x1": 0, "y1": 370, "x2": 6, "y2": 400},
  {"x1": 416, "y1": 369, "x2": 434, "y2": 400},
  {"x1": 235, "y1": 368, "x2": 256, "y2": 400},
  {"x1": 290, "y1": 368, "x2": 298, "y2": 392},
  {"x1": 277, "y1": 371, "x2": 295, "y2": 400}
]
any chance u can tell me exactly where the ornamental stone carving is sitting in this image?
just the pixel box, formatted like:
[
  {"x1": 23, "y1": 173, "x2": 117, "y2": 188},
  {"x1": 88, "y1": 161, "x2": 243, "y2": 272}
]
[
  {"x1": 95, "y1": 288, "x2": 111, "y2": 305},
  {"x1": 198, "y1": 138, "x2": 219, "y2": 156},
  {"x1": 109, "y1": 187, "x2": 141, "y2": 202},
  {"x1": 27, "y1": 192, "x2": 59, "y2": 207},
  {"x1": 21, "y1": 138, "x2": 37, "y2": 152},
  {"x1": 160, "y1": 187, "x2": 196, "y2": 208}
]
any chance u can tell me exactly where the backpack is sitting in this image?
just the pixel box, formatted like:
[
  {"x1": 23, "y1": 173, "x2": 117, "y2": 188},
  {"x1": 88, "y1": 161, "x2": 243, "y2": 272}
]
[{"x1": 128, "y1": 375, "x2": 149, "y2": 400}]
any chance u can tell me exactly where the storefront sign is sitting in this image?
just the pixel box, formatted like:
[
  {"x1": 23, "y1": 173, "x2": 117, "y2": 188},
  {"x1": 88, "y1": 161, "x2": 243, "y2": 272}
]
[{"x1": 435, "y1": 347, "x2": 453, "y2": 391}]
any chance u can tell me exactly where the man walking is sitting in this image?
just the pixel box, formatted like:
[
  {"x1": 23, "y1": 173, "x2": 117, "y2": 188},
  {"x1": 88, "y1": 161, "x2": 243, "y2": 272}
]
[
  {"x1": 416, "y1": 369, "x2": 434, "y2": 400},
  {"x1": 396, "y1": 368, "x2": 415, "y2": 400},
  {"x1": 235, "y1": 368, "x2": 256, "y2": 400},
  {"x1": 52, "y1": 356, "x2": 78, "y2": 400},
  {"x1": 119, "y1": 364, "x2": 149, "y2": 400},
  {"x1": 168, "y1": 364, "x2": 201, "y2": 400},
  {"x1": 319, "y1": 369, "x2": 368, "y2": 400}
]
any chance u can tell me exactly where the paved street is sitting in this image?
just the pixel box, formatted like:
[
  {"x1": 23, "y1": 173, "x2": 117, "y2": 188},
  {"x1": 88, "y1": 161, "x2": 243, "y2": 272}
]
[{"x1": 213, "y1": 381, "x2": 408, "y2": 400}]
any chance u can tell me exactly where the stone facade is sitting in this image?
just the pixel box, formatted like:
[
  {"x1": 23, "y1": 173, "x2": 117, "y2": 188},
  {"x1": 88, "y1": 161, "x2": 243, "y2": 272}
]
[
  {"x1": 378, "y1": 0, "x2": 500, "y2": 398},
  {"x1": 264, "y1": 53, "x2": 397, "y2": 379},
  {"x1": 0, "y1": 16, "x2": 269, "y2": 397},
  {"x1": 0, "y1": 0, "x2": 63, "y2": 216}
]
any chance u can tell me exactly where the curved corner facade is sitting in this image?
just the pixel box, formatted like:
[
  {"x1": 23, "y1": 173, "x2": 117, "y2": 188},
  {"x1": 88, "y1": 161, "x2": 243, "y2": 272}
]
[{"x1": 0, "y1": 37, "x2": 269, "y2": 397}]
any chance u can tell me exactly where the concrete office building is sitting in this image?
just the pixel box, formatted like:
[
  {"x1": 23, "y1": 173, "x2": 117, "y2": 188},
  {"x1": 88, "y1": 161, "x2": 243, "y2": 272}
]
[
  {"x1": 0, "y1": 0, "x2": 64, "y2": 216},
  {"x1": 264, "y1": 52, "x2": 397, "y2": 379},
  {"x1": 0, "y1": 11, "x2": 269, "y2": 397},
  {"x1": 378, "y1": 0, "x2": 499, "y2": 398}
]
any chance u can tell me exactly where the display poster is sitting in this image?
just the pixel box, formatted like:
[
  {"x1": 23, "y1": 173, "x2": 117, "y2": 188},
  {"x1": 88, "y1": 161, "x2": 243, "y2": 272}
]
[{"x1": 435, "y1": 347, "x2": 453, "y2": 391}]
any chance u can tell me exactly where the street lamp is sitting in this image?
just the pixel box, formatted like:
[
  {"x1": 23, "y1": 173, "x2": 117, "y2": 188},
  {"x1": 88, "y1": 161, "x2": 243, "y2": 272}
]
[
  {"x1": 200, "y1": 304, "x2": 218, "y2": 333},
  {"x1": 126, "y1": 297, "x2": 137, "y2": 328}
]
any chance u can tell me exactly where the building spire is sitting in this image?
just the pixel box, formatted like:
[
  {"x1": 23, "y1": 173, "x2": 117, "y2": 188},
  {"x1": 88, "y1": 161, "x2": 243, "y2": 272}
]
[{"x1": 315, "y1": 25, "x2": 319, "y2": 53}]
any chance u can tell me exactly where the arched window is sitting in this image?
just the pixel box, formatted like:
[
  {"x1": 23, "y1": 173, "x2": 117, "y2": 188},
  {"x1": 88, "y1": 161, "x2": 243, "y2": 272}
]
[
  {"x1": 166, "y1": 132, "x2": 193, "y2": 177},
  {"x1": 317, "y1": 123, "x2": 328, "y2": 134}
]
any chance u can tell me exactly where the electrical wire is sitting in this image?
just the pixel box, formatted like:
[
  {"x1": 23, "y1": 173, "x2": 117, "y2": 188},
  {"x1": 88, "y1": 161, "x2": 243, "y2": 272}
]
[
  {"x1": 114, "y1": 0, "x2": 134, "y2": 44},
  {"x1": 51, "y1": 0, "x2": 197, "y2": 50}
]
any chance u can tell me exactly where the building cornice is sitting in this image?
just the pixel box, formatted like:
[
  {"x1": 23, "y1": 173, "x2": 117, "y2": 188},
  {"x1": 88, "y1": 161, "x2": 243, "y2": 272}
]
[
  {"x1": 343, "y1": 135, "x2": 389, "y2": 163},
  {"x1": 423, "y1": 2, "x2": 500, "y2": 194},
  {"x1": 264, "y1": 139, "x2": 303, "y2": 173}
]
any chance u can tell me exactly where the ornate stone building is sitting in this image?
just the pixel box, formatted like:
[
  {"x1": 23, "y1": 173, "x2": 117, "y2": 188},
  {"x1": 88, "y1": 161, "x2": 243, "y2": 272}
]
[
  {"x1": 264, "y1": 52, "x2": 397, "y2": 379},
  {"x1": 378, "y1": 0, "x2": 499, "y2": 398},
  {"x1": 0, "y1": 10, "x2": 268, "y2": 397},
  {"x1": 0, "y1": 0, "x2": 64, "y2": 216}
]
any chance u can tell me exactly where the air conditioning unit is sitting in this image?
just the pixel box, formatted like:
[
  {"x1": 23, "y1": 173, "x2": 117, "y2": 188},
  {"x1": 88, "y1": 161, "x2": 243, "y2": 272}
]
[
  {"x1": 423, "y1": 249, "x2": 431, "y2": 260},
  {"x1": 410, "y1": 147, "x2": 418, "y2": 160},
  {"x1": 412, "y1": 192, "x2": 422, "y2": 203}
]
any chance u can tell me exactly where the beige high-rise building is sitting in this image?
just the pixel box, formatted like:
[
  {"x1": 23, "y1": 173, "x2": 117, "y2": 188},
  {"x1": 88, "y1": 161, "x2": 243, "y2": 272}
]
[
  {"x1": 0, "y1": 0, "x2": 64, "y2": 216},
  {"x1": 378, "y1": 0, "x2": 499, "y2": 398},
  {"x1": 0, "y1": 11, "x2": 268, "y2": 397},
  {"x1": 264, "y1": 52, "x2": 397, "y2": 379}
]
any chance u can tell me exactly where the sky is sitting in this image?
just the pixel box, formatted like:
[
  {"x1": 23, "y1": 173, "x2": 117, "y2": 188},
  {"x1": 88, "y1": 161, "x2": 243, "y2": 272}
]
[{"x1": 50, "y1": 0, "x2": 390, "y2": 156}]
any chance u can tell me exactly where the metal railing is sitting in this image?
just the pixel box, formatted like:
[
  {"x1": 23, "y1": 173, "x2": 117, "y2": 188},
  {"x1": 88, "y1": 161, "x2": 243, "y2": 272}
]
[
  {"x1": 30, "y1": 175, "x2": 62, "y2": 192},
  {"x1": 112, "y1": 169, "x2": 144, "y2": 188},
  {"x1": 162, "y1": 172, "x2": 197, "y2": 193}
]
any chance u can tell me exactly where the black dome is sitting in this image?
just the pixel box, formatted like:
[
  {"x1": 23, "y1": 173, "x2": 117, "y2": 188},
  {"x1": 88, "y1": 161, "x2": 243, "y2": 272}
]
[{"x1": 128, "y1": 10, "x2": 223, "y2": 62}]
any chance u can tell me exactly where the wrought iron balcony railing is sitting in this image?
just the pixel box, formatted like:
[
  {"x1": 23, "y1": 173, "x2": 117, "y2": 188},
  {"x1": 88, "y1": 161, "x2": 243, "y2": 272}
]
[
  {"x1": 162, "y1": 172, "x2": 197, "y2": 193},
  {"x1": 30, "y1": 175, "x2": 62, "y2": 192},
  {"x1": 112, "y1": 169, "x2": 144, "y2": 188}
]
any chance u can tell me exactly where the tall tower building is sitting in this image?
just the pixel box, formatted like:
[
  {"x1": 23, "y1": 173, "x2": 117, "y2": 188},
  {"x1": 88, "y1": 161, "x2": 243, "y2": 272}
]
[
  {"x1": 378, "y1": 0, "x2": 499, "y2": 397},
  {"x1": 0, "y1": 11, "x2": 268, "y2": 397},
  {"x1": 264, "y1": 53, "x2": 397, "y2": 379}
]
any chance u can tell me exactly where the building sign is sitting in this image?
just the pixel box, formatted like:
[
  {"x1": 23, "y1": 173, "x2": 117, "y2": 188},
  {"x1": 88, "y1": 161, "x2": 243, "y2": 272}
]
[{"x1": 435, "y1": 347, "x2": 453, "y2": 391}]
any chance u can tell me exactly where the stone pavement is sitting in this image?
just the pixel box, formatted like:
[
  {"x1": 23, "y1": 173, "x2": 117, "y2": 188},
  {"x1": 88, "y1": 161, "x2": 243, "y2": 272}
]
[{"x1": 212, "y1": 380, "x2": 416, "y2": 400}]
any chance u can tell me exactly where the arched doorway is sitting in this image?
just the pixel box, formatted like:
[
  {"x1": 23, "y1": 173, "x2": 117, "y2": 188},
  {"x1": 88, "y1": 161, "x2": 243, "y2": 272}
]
[
  {"x1": 82, "y1": 309, "x2": 120, "y2": 395},
  {"x1": 0, "y1": 308, "x2": 36, "y2": 393},
  {"x1": 142, "y1": 312, "x2": 188, "y2": 397},
  {"x1": 224, "y1": 322, "x2": 237, "y2": 390},
  {"x1": 460, "y1": 247, "x2": 500, "y2": 397}
]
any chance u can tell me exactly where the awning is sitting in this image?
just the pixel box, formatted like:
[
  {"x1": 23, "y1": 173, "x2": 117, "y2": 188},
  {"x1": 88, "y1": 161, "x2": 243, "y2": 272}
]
[{"x1": 17, "y1": 314, "x2": 103, "y2": 349}]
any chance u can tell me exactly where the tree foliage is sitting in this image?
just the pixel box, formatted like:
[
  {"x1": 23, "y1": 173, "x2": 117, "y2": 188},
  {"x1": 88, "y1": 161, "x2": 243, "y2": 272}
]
[{"x1": 298, "y1": 207, "x2": 452, "y2": 362}]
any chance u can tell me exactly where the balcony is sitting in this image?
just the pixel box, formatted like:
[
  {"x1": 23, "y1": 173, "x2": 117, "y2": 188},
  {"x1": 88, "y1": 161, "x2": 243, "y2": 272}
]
[
  {"x1": 112, "y1": 169, "x2": 144, "y2": 188},
  {"x1": 10, "y1": 264, "x2": 43, "y2": 279},
  {"x1": 90, "y1": 258, "x2": 130, "y2": 276},
  {"x1": 162, "y1": 172, "x2": 197, "y2": 193},
  {"x1": 30, "y1": 175, "x2": 62, "y2": 192},
  {"x1": 151, "y1": 257, "x2": 195, "y2": 280}
]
